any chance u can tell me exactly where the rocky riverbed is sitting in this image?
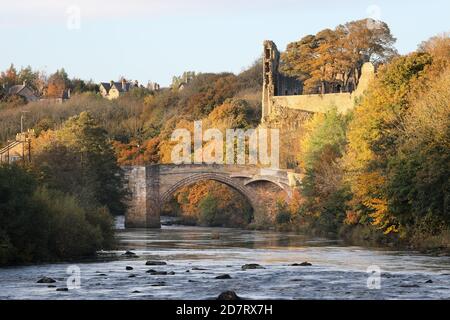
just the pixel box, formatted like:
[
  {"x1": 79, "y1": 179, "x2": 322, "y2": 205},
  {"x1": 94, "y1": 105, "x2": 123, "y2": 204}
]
[{"x1": 0, "y1": 217, "x2": 449, "y2": 300}]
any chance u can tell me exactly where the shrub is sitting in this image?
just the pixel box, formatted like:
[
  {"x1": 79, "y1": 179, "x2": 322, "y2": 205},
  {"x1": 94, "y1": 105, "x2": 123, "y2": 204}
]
[
  {"x1": 0, "y1": 165, "x2": 115, "y2": 266},
  {"x1": 275, "y1": 201, "x2": 292, "y2": 225},
  {"x1": 198, "y1": 194, "x2": 218, "y2": 226}
]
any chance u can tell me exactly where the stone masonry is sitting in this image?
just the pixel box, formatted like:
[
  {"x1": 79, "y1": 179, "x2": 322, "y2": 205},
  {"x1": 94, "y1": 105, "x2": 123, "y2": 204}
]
[{"x1": 123, "y1": 164, "x2": 297, "y2": 228}]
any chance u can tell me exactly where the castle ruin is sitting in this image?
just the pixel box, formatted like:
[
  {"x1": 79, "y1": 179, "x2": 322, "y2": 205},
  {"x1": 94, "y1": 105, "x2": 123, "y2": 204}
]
[{"x1": 262, "y1": 40, "x2": 375, "y2": 124}]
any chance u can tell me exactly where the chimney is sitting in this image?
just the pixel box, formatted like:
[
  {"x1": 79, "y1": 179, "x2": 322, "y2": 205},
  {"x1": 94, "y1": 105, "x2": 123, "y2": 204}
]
[
  {"x1": 122, "y1": 78, "x2": 127, "y2": 91},
  {"x1": 67, "y1": 89, "x2": 71, "y2": 99},
  {"x1": 23, "y1": 80, "x2": 27, "y2": 86}
]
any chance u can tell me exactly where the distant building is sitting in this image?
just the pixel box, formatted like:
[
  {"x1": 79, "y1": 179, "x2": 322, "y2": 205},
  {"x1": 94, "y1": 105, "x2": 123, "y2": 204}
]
[
  {"x1": 178, "y1": 82, "x2": 187, "y2": 91},
  {"x1": 147, "y1": 81, "x2": 160, "y2": 92},
  {"x1": 40, "y1": 88, "x2": 71, "y2": 104},
  {"x1": 0, "y1": 129, "x2": 35, "y2": 164},
  {"x1": 7, "y1": 82, "x2": 39, "y2": 102},
  {"x1": 100, "y1": 79, "x2": 138, "y2": 100}
]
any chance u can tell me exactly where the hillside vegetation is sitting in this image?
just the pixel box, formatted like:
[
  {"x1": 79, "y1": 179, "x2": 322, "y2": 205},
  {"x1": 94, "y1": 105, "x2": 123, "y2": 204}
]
[{"x1": 1, "y1": 21, "x2": 449, "y2": 261}]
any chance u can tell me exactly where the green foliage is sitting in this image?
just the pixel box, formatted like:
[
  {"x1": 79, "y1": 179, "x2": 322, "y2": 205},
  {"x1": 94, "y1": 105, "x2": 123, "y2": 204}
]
[
  {"x1": 0, "y1": 165, "x2": 114, "y2": 266},
  {"x1": 198, "y1": 194, "x2": 218, "y2": 226},
  {"x1": 290, "y1": 109, "x2": 351, "y2": 236},
  {"x1": 386, "y1": 67, "x2": 450, "y2": 229},
  {"x1": 302, "y1": 108, "x2": 348, "y2": 170},
  {"x1": 275, "y1": 201, "x2": 292, "y2": 225},
  {"x1": 33, "y1": 112, "x2": 127, "y2": 215},
  {"x1": 0, "y1": 165, "x2": 48, "y2": 265}
]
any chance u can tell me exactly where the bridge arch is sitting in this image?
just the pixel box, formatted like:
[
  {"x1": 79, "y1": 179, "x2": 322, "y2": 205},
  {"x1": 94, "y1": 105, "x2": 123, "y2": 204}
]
[
  {"x1": 124, "y1": 165, "x2": 295, "y2": 228},
  {"x1": 160, "y1": 172, "x2": 259, "y2": 212}
]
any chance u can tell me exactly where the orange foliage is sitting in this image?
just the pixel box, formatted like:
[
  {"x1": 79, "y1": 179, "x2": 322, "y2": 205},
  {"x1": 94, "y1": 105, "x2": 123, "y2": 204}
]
[
  {"x1": 46, "y1": 81, "x2": 65, "y2": 98},
  {"x1": 173, "y1": 180, "x2": 252, "y2": 226},
  {"x1": 113, "y1": 137, "x2": 160, "y2": 165}
]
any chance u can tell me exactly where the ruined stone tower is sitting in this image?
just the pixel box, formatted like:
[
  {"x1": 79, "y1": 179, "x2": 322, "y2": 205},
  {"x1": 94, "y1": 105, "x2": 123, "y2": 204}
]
[
  {"x1": 262, "y1": 41, "x2": 279, "y2": 122},
  {"x1": 262, "y1": 41, "x2": 303, "y2": 123}
]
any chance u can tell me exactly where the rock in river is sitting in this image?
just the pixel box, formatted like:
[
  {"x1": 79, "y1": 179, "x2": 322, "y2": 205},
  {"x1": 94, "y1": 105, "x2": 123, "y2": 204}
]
[
  {"x1": 37, "y1": 277, "x2": 56, "y2": 284},
  {"x1": 241, "y1": 264, "x2": 265, "y2": 270},
  {"x1": 151, "y1": 281, "x2": 166, "y2": 287},
  {"x1": 217, "y1": 291, "x2": 241, "y2": 300},
  {"x1": 126, "y1": 266, "x2": 134, "y2": 270},
  {"x1": 400, "y1": 284, "x2": 420, "y2": 288},
  {"x1": 215, "y1": 274, "x2": 232, "y2": 280},
  {"x1": 146, "y1": 261, "x2": 167, "y2": 266},
  {"x1": 56, "y1": 288, "x2": 69, "y2": 292},
  {"x1": 122, "y1": 251, "x2": 138, "y2": 258},
  {"x1": 147, "y1": 270, "x2": 168, "y2": 275},
  {"x1": 291, "y1": 262, "x2": 312, "y2": 267}
]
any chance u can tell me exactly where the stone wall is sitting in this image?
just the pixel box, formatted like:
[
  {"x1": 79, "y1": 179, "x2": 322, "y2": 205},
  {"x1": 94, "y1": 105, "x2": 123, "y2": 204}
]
[
  {"x1": 271, "y1": 92, "x2": 354, "y2": 114},
  {"x1": 123, "y1": 166, "x2": 148, "y2": 228}
]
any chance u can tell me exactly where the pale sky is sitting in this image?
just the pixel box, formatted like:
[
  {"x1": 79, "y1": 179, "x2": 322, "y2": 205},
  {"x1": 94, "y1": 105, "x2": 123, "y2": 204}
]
[{"x1": 1, "y1": 0, "x2": 449, "y2": 86}]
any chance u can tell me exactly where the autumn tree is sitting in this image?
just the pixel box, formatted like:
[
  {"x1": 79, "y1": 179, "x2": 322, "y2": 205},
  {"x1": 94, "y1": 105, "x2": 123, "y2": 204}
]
[
  {"x1": 387, "y1": 67, "x2": 450, "y2": 240},
  {"x1": 46, "y1": 68, "x2": 69, "y2": 97},
  {"x1": 281, "y1": 19, "x2": 397, "y2": 94},
  {"x1": 17, "y1": 66, "x2": 40, "y2": 91},
  {"x1": 343, "y1": 52, "x2": 433, "y2": 235},
  {"x1": 0, "y1": 64, "x2": 18, "y2": 89},
  {"x1": 172, "y1": 180, "x2": 253, "y2": 227}
]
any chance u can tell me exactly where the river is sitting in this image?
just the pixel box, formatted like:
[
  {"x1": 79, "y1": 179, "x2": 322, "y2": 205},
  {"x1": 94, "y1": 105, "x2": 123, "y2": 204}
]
[{"x1": 1, "y1": 216, "x2": 449, "y2": 300}]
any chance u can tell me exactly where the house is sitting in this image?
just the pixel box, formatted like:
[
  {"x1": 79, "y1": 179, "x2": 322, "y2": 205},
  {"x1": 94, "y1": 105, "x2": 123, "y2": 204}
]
[
  {"x1": 7, "y1": 82, "x2": 38, "y2": 102},
  {"x1": 100, "y1": 79, "x2": 137, "y2": 100},
  {"x1": 147, "y1": 81, "x2": 160, "y2": 92},
  {"x1": 40, "y1": 88, "x2": 71, "y2": 104},
  {"x1": 0, "y1": 130, "x2": 35, "y2": 164}
]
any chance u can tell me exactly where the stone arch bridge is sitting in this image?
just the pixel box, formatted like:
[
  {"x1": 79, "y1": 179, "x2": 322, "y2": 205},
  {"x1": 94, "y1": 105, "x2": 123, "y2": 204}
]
[{"x1": 123, "y1": 164, "x2": 298, "y2": 228}]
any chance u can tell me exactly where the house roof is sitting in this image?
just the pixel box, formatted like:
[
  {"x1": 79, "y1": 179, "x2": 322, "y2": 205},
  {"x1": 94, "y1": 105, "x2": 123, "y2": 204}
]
[
  {"x1": 111, "y1": 82, "x2": 124, "y2": 92},
  {"x1": 8, "y1": 85, "x2": 26, "y2": 95},
  {"x1": 7, "y1": 84, "x2": 37, "y2": 101},
  {"x1": 100, "y1": 82, "x2": 111, "y2": 91},
  {"x1": 100, "y1": 81, "x2": 137, "y2": 95},
  {"x1": 111, "y1": 82, "x2": 134, "y2": 92}
]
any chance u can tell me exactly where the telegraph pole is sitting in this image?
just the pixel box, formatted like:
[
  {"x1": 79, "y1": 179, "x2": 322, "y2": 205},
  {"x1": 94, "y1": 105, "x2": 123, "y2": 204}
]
[
  {"x1": 20, "y1": 111, "x2": 30, "y2": 165},
  {"x1": 21, "y1": 111, "x2": 30, "y2": 133}
]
